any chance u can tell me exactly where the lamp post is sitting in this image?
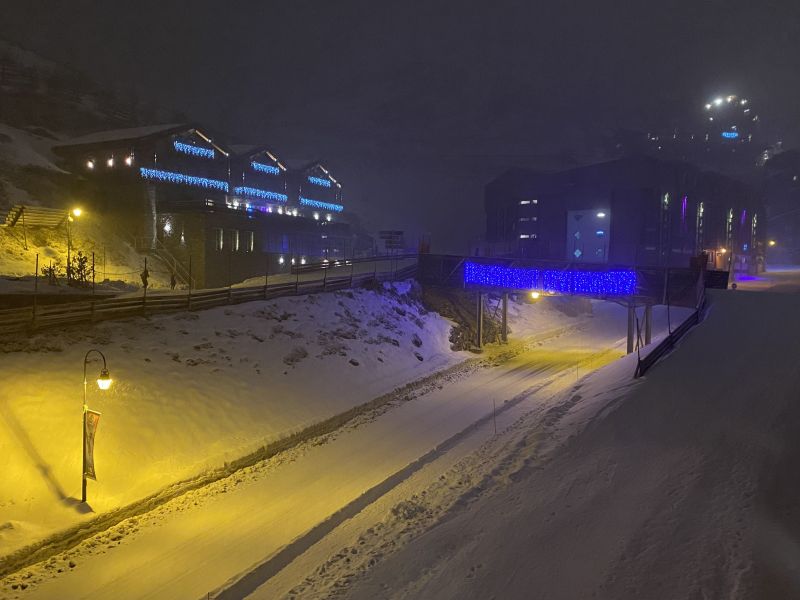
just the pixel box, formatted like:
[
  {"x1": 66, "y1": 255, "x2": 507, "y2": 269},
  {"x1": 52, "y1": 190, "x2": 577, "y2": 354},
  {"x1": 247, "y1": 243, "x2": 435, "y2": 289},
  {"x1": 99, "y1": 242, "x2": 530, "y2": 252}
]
[
  {"x1": 82, "y1": 349, "x2": 112, "y2": 503},
  {"x1": 66, "y1": 208, "x2": 82, "y2": 284}
]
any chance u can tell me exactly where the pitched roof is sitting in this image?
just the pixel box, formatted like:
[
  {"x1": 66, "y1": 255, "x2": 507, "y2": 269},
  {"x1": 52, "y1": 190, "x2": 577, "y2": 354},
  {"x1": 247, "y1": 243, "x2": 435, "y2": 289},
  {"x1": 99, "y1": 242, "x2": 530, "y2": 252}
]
[{"x1": 52, "y1": 124, "x2": 233, "y2": 156}]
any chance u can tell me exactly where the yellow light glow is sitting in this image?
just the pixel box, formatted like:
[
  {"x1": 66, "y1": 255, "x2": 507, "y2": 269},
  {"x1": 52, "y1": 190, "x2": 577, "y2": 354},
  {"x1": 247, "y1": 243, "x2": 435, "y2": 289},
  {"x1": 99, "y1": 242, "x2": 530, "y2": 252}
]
[
  {"x1": 530, "y1": 291, "x2": 541, "y2": 299},
  {"x1": 72, "y1": 208, "x2": 82, "y2": 217},
  {"x1": 97, "y1": 368, "x2": 112, "y2": 390},
  {"x1": 719, "y1": 248, "x2": 727, "y2": 254},
  {"x1": 768, "y1": 240, "x2": 777, "y2": 247}
]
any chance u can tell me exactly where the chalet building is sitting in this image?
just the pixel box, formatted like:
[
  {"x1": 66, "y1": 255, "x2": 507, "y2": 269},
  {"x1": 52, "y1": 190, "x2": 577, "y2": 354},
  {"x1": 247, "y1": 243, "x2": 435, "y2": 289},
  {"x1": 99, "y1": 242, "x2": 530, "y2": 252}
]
[
  {"x1": 484, "y1": 156, "x2": 766, "y2": 273},
  {"x1": 53, "y1": 124, "x2": 352, "y2": 287}
]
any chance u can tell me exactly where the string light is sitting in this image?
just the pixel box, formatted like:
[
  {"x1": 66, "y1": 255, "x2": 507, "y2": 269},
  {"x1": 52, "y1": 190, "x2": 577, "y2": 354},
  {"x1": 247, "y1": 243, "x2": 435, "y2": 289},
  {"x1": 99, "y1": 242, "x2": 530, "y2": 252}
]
[
  {"x1": 173, "y1": 140, "x2": 215, "y2": 159},
  {"x1": 307, "y1": 176, "x2": 332, "y2": 187},
  {"x1": 300, "y1": 197, "x2": 344, "y2": 212},
  {"x1": 252, "y1": 162, "x2": 280, "y2": 175},
  {"x1": 139, "y1": 167, "x2": 228, "y2": 191},
  {"x1": 464, "y1": 262, "x2": 637, "y2": 296},
  {"x1": 233, "y1": 186, "x2": 288, "y2": 202}
]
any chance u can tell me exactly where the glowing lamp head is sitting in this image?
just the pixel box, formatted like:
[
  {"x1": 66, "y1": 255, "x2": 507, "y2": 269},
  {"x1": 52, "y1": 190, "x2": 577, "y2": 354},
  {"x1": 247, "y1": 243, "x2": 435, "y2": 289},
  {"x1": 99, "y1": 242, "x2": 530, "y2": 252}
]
[
  {"x1": 96, "y1": 368, "x2": 112, "y2": 391},
  {"x1": 714, "y1": 97, "x2": 723, "y2": 106},
  {"x1": 530, "y1": 291, "x2": 541, "y2": 300},
  {"x1": 325, "y1": 214, "x2": 332, "y2": 222},
  {"x1": 86, "y1": 160, "x2": 95, "y2": 170},
  {"x1": 719, "y1": 248, "x2": 727, "y2": 254},
  {"x1": 768, "y1": 240, "x2": 777, "y2": 247},
  {"x1": 125, "y1": 155, "x2": 134, "y2": 166},
  {"x1": 106, "y1": 157, "x2": 114, "y2": 167},
  {"x1": 72, "y1": 208, "x2": 82, "y2": 218},
  {"x1": 596, "y1": 211, "x2": 606, "y2": 218}
]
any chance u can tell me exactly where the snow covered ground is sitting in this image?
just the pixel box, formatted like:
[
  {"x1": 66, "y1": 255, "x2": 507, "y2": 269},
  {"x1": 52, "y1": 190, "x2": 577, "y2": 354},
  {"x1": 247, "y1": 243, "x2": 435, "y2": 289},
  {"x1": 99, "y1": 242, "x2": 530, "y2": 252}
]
[
  {"x1": 313, "y1": 288, "x2": 800, "y2": 600},
  {"x1": 0, "y1": 290, "x2": 689, "y2": 599},
  {"x1": 0, "y1": 281, "x2": 467, "y2": 559}
]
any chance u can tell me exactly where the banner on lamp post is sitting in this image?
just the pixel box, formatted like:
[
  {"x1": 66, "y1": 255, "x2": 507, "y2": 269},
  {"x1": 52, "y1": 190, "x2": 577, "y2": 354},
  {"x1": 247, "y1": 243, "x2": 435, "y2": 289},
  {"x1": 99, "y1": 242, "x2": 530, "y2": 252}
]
[{"x1": 83, "y1": 409, "x2": 101, "y2": 481}]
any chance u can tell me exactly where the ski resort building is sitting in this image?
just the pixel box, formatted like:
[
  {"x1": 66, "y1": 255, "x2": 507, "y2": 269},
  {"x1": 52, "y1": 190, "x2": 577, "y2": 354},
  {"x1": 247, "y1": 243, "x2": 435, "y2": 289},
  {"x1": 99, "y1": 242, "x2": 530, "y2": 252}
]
[
  {"x1": 484, "y1": 156, "x2": 766, "y2": 273},
  {"x1": 53, "y1": 124, "x2": 352, "y2": 287}
]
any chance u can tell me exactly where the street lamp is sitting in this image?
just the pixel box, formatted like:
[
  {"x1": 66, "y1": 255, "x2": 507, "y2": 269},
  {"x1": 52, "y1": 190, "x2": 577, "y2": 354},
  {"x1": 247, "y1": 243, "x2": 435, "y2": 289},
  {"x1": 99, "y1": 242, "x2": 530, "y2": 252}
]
[
  {"x1": 82, "y1": 349, "x2": 112, "y2": 502},
  {"x1": 67, "y1": 208, "x2": 82, "y2": 283}
]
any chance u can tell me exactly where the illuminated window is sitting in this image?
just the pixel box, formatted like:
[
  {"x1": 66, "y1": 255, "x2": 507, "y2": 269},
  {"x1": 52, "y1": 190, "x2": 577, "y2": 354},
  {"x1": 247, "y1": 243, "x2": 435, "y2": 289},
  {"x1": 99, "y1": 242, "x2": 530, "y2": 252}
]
[
  {"x1": 213, "y1": 228, "x2": 224, "y2": 251},
  {"x1": 519, "y1": 234, "x2": 530, "y2": 239},
  {"x1": 519, "y1": 200, "x2": 531, "y2": 205},
  {"x1": 229, "y1": 229, "x2": 240, "y2": 252},
  {"x1": 244, "y1": 231, "x2": 254, "y2": 253}
]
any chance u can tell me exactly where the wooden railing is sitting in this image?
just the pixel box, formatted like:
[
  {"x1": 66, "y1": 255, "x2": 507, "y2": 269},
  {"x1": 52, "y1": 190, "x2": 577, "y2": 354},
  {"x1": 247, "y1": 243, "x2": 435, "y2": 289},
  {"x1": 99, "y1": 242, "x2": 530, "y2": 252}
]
[{"x1": 0, "y1": 261, "x2": 418, "y2": 335}]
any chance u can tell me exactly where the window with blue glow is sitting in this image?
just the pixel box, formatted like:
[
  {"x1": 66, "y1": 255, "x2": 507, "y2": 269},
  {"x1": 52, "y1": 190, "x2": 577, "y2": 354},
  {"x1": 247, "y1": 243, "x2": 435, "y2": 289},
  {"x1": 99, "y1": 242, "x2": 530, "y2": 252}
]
[
  {"x1": 464, "y1": 262, "x2": 636, "y2": 296},
  {"x1": 140, "y1": 168, "x2": 228, "y2": 191},
  {"x1": 233, "y1": 186, "x2": 288, "y2": 202},
  {"x1": 252, "y1": 162, "x2": 280, "y2": 175},
  {"x1": 300, "y1": 197, "x2": 344, "y2": 213},
  {"x1": 173, "y1": 140, "x2": 215, "y2": 159},
  {"x1": 307, "y1": 176, "x2": 332, "y2": 187}
]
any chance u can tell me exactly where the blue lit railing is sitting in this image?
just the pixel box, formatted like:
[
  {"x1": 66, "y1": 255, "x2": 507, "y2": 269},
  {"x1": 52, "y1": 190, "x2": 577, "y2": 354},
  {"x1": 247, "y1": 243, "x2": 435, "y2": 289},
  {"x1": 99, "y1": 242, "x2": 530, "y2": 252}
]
[
  {"x1": 300, "y1": 197, "x2": 344, "y2": 213},
  {"x1": 307, "y1": 175, "x2": 332, "y2": 187},
  {"x1": 140, "y1": 168, "x2": 228, "y2": 192},
  {"x1": 233, "y1": 186, "x2": 288, "y2": 202},
  {"x1": 252, "y1": 162, "x2": 280, "y2": 175},
  {"x1": 464, "y1": 262, "x2": 637, "y2": 296},
  {"x1": 173, "y1": 140, "x2": 215, "y2": 159}
]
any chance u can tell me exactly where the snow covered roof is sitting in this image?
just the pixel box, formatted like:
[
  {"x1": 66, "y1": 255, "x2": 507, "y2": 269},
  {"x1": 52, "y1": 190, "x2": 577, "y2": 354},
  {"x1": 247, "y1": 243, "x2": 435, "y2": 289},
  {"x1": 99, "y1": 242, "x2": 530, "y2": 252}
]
[{"x1": 52, "y1": 124, "x2": 189, "y2": 150}]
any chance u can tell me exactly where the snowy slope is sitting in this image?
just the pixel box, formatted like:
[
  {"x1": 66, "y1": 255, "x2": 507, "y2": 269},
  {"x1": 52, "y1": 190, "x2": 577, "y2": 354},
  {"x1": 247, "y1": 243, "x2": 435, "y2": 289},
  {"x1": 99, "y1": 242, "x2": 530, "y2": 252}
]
[
  {"x1": 0, "y1": 285, "x2": 604, "y2": 563},
  {"x1": 0, "y1": 282, "x2": 473, "y2": 557},
  {"x1": 0, "y1": 298, "x2": 688, "y2": 599},
  {"x1": 336, "y1": 288, "x2": 800, "y2": 600},
  {"x1": 0, "y1": 124, "x2": 62, "y2": 173}
]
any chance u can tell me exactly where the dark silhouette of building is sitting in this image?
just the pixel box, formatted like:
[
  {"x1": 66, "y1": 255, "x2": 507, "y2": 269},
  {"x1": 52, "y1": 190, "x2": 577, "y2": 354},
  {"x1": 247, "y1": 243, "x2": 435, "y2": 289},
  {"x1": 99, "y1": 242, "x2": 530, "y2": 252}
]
[{"x1": 484, "y1": 156, "x2": 766, "y2": 272}]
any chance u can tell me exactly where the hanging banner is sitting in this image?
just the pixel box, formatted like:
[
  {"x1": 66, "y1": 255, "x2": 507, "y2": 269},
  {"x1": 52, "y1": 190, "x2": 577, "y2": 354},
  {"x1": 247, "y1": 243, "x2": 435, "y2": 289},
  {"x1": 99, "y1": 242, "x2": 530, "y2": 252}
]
[{"x1": 83, "y1": 409, "x2": 101, "y2": 481}]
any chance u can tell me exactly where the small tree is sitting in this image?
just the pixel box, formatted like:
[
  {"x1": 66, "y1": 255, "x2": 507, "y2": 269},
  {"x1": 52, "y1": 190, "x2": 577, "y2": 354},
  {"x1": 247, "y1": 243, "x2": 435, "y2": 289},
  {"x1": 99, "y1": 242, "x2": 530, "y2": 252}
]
[
  {"x1": 70, "y1": 251, "x2": 93, "y2": 287},
  {"x1": 41, "y1": 261, "x2": 63, "y2": 286}
]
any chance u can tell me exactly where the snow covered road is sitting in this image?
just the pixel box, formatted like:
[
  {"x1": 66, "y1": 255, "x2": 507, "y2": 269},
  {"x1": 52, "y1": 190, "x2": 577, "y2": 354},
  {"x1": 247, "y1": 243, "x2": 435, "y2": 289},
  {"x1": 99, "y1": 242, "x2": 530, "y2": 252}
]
[{"x1": 1, "y1": 301, "x2": 682, "y2": 599}]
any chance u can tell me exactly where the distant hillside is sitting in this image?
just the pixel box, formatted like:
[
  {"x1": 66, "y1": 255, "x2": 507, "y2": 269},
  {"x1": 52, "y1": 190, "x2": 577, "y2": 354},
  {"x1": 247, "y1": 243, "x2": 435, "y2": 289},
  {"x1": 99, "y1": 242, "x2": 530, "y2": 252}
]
[{"x1": 0, "y1": 39, "x2": 184, "y2": 136}]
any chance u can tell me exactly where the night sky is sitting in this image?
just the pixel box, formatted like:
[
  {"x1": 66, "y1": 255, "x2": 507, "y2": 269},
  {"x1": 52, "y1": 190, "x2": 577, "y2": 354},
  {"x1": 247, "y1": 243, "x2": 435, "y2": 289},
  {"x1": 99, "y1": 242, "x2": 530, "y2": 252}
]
[{"x1": 2, "y1": 1, "x2": 799, "y2": 251}]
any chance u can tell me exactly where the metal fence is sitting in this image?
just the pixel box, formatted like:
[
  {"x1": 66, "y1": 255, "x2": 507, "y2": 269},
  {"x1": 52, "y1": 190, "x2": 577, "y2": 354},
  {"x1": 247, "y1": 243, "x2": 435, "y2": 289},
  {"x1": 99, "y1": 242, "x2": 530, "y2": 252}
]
[
  {"x1": 0, "y1": 256, "x2": 418, "y2": 335},
  {"x1": 634, "y1": 269, "x2": 708, "y2": 378}
]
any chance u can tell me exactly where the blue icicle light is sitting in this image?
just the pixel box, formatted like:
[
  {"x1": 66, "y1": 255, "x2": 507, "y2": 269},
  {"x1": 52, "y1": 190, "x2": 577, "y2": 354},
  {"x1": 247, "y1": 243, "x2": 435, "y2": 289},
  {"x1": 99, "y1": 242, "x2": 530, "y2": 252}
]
[
  {"x1": 140, "y1": 167, "x2": 228, "y2": 191},
  {"x1": 173, "y1": 140, "x2": 215, "y2": 159},
  {"x1": 252, "y1": 162, "x2": 280, "y2": 175},
  {"x1": 299, "y1": 197, "x2": 344, "y2": 213},
  {"x1": 307, "y1": 175, "x2": 332, "y2": 187},
  {"x1": 464, "y1": 262, "x2": 637, "y2": 296},
  {"x1": 233, "y1": 186, "x2": 288, "y2": 202}
]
